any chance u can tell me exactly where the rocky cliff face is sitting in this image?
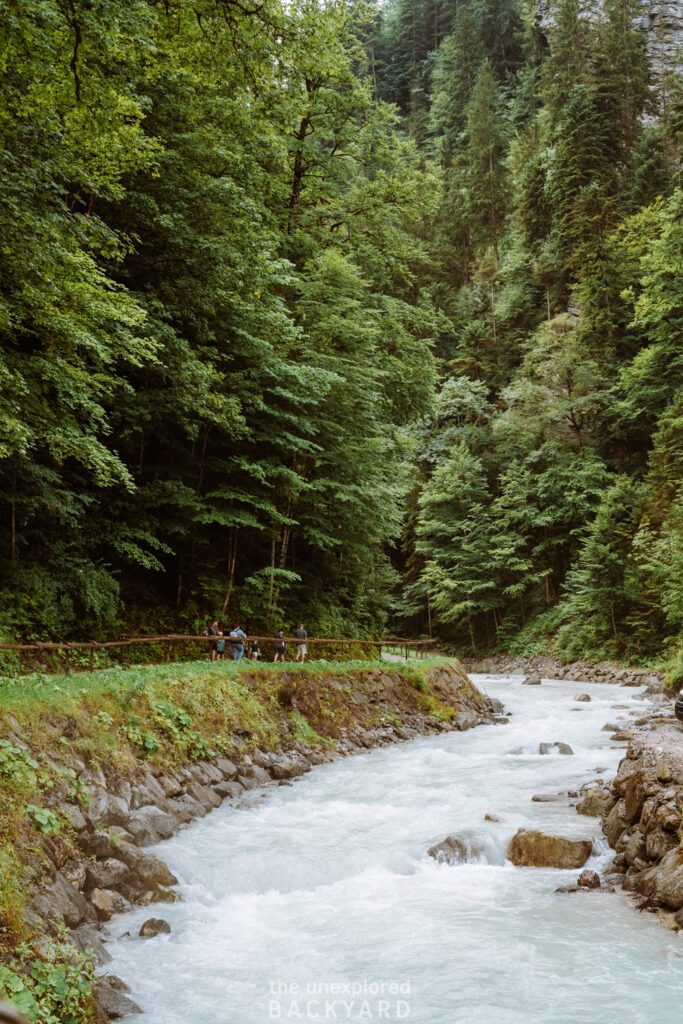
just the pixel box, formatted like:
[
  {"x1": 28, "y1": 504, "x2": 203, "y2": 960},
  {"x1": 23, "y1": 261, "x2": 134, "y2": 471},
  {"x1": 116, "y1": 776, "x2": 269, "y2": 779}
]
[
  {"x1": 536, "y1": 0, "x2": 683, "y2": 79},
  {"x1": 601, "y1": 709, "x2": 683, "y2": 929}
]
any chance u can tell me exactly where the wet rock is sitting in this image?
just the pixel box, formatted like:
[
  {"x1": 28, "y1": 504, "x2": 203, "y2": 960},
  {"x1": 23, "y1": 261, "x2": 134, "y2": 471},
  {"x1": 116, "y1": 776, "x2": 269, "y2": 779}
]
[
  {"x1": 507, "y1": 829, "x2": 593, "y2": 869},
  {"x1": 523, "y1": 673, "x2": 542, "y2": 685},
  {"x1": 601, "y1": 723, "x2": 622, "y2": 733},
  {"x1": 153, "y1": 886, "x2": 179, "y2": 903},
  {"x1": 650, "y1": 848, "x2": 683, "y2": 909},
  {"x1": 127, "y1": 806, "x2": 178, "y2": 845},
  {"x1": 574, "y1": 694, "x2": 591, "y2": 702},
  {"x1": 186, "y1": 781, "x2": 222, "y2": 811},
  {"x1": 485, "y1": 813, "x2": 502, "y2": 822},
  {"x1": 576, "y1": 788, "x2": 616, "y2": 817},
  {"x1": 427, "y1": 836, "x2": 469, "y2": 865},
  {"x1": 197, "y1": 761, "x2": 223, "y2": 785},
  {"x1": 115, "y1": 842, "x2": 178, "y2": 889},
  {"x1": 90, "y1": 888, "x2": 116, "y2": 921},
  {"x1": 139, "y1": 917, "x2": 171, "y2": 938},
  {"x1": 85, "y1": 858, "x2": 130, "y2": 892},
  {"x1": 157, "y1": 773, "x2": 183, "y2": 798},
  {"x1": 96, "y1": 975, "x2": 141, "y2": 1018},
  {"x1": 532, "y1": 792, "x2": 567, "y2": 803},
  {"x1": 539, "y1": 742, "x2": 574, "y2": 755},
  {"x1": 612, "y1": 731, "x2": 634, "y2": 742},
  {"x1": 604, "y1": 799, "x2": 629, "y2": 848},
  {"x1": 166, "y1": 794, "x2": 207, "y2": 822},
  {"x1": 455, "y1": 712, "x2": 480, "y2": 731},
  {"x1": 214, "y1": 780, "x2": 245, "y2": 800},
  {"x1": 244, "y1": 764, "x2": 272, "y2": 785},
  {"x1": 69, "y1": 923, "x2": 111, "y2": 965},
  {"x1": 270, "y1": 756, "x2": 307, "y2": 780},
  {"x1": 578, "y1": 869, "x2": 601, "y2": 889},
  {"x1": 106, "y1": 890, "x2": 132, "y2": 914},
  {"x1": 216, "y1": 758, "x2": 239, "y2": 781},
  {"x1": 237, "y1": 774, "x2": 260, "y2": 791}
]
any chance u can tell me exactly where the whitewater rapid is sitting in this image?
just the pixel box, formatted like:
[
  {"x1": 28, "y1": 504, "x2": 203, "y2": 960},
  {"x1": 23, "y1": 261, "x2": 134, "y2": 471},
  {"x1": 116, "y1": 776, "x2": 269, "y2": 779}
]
[{"x1": 106, "y1": 674, "x2": 683, "y2": 1024}]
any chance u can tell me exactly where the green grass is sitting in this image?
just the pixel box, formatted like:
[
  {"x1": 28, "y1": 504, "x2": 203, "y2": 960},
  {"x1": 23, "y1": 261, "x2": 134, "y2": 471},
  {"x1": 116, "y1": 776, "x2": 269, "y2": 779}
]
[{"x1": 0, "y1": 656, "x2": 455, "y2": 712}]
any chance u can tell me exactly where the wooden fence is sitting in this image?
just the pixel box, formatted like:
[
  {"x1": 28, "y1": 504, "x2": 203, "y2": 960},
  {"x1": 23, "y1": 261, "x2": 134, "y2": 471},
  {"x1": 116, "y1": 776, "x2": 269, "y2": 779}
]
[{"x1": 0, "y1": 633, "x2": 437, "y2": 676}]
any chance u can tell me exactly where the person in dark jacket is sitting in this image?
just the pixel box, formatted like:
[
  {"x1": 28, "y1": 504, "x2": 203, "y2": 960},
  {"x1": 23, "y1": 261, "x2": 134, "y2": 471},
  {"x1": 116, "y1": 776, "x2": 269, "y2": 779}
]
[
  {"x1": 273, "y1": 630, "x2": 286, "y2": 662},
  {"x1": 204, "y1": 619, "x2": 219, "y2": 661}
]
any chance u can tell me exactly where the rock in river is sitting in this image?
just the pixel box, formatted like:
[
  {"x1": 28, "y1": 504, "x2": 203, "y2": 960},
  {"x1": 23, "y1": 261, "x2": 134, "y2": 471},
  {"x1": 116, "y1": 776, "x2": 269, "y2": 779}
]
[
  {"x1": 507, "y1": 829, "x2": 593, "y2": 869},
  {"x1": 539, "y1": 742, "x2": 574, "y2": 755},
  {"x1": 139, "y1": 917, "x2": 171, "y2": 938}
]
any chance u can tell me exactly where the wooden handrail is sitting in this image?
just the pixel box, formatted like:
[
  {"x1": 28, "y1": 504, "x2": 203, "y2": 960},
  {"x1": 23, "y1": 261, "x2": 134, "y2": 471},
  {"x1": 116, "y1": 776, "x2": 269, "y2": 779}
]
[{"x1": 0, "y1": 633, "x2": 437, "y2": 677}]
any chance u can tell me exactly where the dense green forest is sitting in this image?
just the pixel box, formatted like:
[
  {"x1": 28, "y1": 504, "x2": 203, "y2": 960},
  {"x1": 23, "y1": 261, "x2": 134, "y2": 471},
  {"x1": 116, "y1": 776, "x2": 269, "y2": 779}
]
[{"x1": 0, "y1": 0, "x2": 681, "y2": 663}]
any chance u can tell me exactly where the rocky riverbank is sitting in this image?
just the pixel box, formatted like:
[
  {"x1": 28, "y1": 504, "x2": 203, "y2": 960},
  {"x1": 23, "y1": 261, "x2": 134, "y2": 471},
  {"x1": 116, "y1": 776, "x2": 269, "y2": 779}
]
[
  {"x1": 596, "y1": 701, "x2": 683, "y2": 930},
  {"x1": 2, "y1": 660, "x2": 493, "y2": 1020},
  {"x1": 463, "y1": 654, "x2": 665, "y2": 691}
]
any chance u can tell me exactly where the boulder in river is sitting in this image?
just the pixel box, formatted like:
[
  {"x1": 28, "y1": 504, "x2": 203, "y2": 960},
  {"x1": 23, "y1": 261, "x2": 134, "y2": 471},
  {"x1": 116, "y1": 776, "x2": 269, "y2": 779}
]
[
  {"x1": 428, "y1": 833, "x2": 502, "y2": 865},
  {"x1": 574, "y1": 694, "x2": 591, "y2": 702},
  {"x1": 539, "y1": 742, "x2": 574, "y2": 755},
  {"x1": 576, "y1": 788, "x2": 616, "y2": 817},
  {"x1": 139, "y1": 917, "x2": 171, "y2": 938},
  {"x1": 507, "y1": 828, "x2": 593, "y2": 868},
  {"x1": 523, "y1": 673, "x2": 542, "y2": 685},
  {"x1": 428, "y1": 836, "x2": 468, "y2": 864},
  {"x1": 577, "y1": 869, "x2": 601, "y2": 889}
]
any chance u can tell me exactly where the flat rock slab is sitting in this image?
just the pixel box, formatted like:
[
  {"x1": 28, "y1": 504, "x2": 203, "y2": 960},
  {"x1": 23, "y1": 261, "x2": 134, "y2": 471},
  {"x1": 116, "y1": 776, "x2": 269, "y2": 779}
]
[{"x1": 507, "y1": 828, "x2": 593, "y2": 869}]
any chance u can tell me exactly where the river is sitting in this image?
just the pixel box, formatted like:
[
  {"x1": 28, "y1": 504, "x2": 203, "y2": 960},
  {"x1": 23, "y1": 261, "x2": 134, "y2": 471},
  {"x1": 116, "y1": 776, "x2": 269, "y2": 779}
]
[{"x1": 106, "y1": 673, "x2": 683, "y2": 1024}]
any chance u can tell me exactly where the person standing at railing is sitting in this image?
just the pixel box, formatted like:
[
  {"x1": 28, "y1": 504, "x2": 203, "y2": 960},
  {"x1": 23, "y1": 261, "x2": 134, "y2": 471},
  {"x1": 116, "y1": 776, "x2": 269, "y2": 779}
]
[
  {"x1": 273, "y1": 629, "x2": 286, "y2": 662},
  {"x1": 203, "y1": 619, "x2": 219, "y2": 662},
  {"x1": 294, "y1": 623, "x2": 308, "y2": 662},
  {"x1": 229, "y1": 624, "x2": 246, "y2": 661}
]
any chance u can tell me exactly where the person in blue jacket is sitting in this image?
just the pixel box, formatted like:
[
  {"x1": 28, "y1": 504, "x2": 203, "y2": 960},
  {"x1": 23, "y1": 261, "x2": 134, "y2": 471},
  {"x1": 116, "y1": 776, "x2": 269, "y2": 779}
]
[{"x1": 229, "y1": 624, "x2": 246, "y2": 661}]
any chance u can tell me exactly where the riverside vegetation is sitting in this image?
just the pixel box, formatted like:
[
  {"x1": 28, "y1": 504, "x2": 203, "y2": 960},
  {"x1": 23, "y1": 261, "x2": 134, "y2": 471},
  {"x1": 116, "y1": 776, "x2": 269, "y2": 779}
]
[
  {"x1": 0, "y1": 0, "x2": 682, "y2": 672},
  {"x1": 0, "y1": 657, "x2": 492, "y2": 1021}
]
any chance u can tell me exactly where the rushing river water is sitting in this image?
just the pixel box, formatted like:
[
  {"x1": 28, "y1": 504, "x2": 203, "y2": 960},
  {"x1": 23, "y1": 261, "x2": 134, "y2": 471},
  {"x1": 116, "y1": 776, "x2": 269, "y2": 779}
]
[{"x1": 107, "y1": 675, "x2": 683, "y2": 1024}]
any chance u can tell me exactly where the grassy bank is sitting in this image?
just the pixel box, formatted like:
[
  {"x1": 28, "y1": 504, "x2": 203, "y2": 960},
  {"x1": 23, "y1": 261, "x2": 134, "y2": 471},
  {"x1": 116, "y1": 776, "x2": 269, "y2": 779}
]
[{"x1": 0, "y1": 657, "x2": 474, "y2": 1023}]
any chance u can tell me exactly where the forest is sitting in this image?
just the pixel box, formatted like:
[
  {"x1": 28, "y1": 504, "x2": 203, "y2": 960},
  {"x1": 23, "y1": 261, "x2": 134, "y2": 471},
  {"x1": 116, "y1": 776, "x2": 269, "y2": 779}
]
[{"x1": 0, "y1": 0, "x2": 681, "y2": 664}]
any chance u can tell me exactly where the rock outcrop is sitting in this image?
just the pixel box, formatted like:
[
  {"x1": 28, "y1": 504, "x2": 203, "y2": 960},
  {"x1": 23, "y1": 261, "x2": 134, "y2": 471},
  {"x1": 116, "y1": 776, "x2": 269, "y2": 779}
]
[
  {"x1": 507, "y1": 828, "x2": 593, "y2": 868},
  {"x1": 601, "y1": 720, "x2": 683, "y2": 917}
]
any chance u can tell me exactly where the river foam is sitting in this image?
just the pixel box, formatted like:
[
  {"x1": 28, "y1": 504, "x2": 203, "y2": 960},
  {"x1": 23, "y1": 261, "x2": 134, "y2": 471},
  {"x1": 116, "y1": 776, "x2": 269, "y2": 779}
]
[{"x1": 106, "y1": 674, "x2": 683, "y2": 1024}]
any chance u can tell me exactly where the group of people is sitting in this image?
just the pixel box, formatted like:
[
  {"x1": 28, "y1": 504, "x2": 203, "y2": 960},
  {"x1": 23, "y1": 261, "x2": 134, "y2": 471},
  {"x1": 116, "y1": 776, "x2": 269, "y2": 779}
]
[{"x1": 203, "y1": 622, "x2": 308, "y2": 663}]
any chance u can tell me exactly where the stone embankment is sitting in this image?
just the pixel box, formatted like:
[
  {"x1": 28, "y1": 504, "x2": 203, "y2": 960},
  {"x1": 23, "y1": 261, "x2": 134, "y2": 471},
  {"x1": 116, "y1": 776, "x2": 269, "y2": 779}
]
[
  {"x1": 22, "y1": 662, "x2": 493, "y2": 1017},
  {"x1": 464, "y1": 654, "x2": 664, "y2": 691}
]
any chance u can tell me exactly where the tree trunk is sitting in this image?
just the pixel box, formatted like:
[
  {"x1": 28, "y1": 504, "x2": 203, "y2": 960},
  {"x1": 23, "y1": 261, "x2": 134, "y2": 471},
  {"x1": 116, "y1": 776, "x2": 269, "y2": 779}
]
[
  {"x1": 10, "y1": 471, "x2": 16, "y2": 563},
  {"x1": 221, "y1": 527, "x2": 239, "y2": 616}
]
